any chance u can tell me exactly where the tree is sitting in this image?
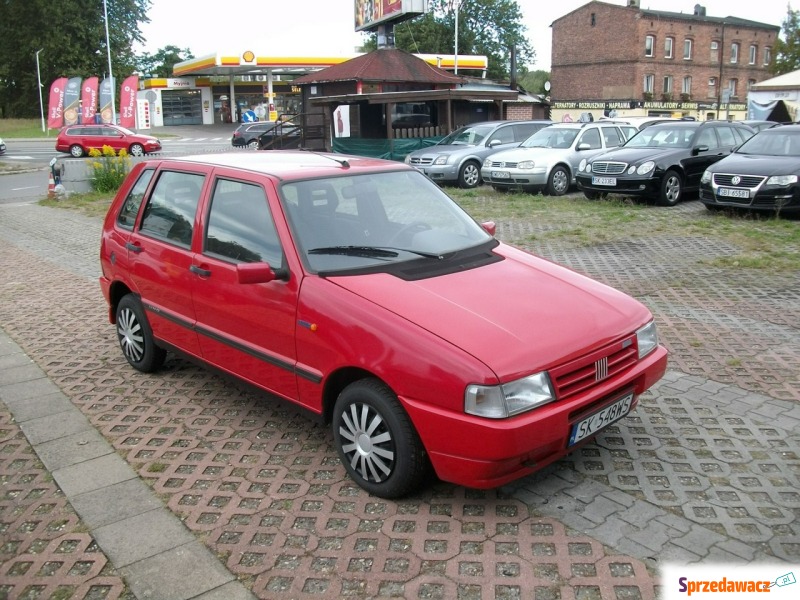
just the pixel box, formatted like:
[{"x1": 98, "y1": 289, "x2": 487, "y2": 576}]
[
  {"x1": 517, "y1": 70, "x2": 550, "y2": 96},
  {"x1": 771, "y1": 4, "x2": 800, "y2": 75},
  {"x1": 0, "y1": 0, "x2": 151, "y2": 118},
  {"x1": 136, "y1": 46, "x2": 195, "y2": 78},
  {"x1": 363, "y1": 0, "x2": 535, "y2": 80}
]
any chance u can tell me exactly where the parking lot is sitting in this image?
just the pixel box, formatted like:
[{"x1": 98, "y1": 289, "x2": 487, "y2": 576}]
[{"x1": 1, "y1": 189, "x2": 798, "y2": 599}]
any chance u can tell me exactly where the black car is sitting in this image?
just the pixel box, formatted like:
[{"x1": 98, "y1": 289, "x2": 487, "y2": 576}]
[
  {"x1": 699, "y1": 124, "x2": 800, "y2": 216},
  {"x1": 576, "y1": 121, "x2": 756, "y2": 206},
  {"x1": 231, "y1": 122, "x2": 285, "y2": 148},
  {"x1": 741, "y1": 120, "x2": 782, "y2": 132}
]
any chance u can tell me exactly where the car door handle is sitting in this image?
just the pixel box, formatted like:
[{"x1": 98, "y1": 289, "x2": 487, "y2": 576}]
[
  {"x1": 190, "y1": 264, "x2": 211, "y2": 277},
  {"x1": 125, "y1": 241, "x2": 143, "y2": 253}
]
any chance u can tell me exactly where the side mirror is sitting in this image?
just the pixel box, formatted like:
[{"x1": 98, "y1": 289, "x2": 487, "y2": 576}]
[
  {"x1": 577, "y1": 143, "x2": 591, "y2": 151},
  {"x1": 487, "y1": 139, "x2": 501, "y2": 148},
  {"x1": 692, "y1": 144, "x2": 709, "y2": 156},
  {"x1": 237, "y1": 262, "x2": 288, "y2": 284},
  {"x1": 481, "y1": 221, "x2": 496, "y2": 236}
]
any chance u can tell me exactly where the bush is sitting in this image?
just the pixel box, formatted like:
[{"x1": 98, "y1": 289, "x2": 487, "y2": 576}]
[{"x1": 88, "y1": 145, "x2": 130, "y2": 192}]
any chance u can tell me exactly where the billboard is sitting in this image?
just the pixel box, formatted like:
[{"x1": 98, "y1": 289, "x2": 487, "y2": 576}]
[{"x1": 355, "y1": 0, "x2": 428, "y2": 32}]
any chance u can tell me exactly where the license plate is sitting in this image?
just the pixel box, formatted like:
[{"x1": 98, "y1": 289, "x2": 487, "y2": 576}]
[
  {"x1": 592, "y1": 176, "x2": 616, "y2": 186},
  {"x1": 491, "y1": 171, "x2": 510, "y2": 179},
  {"x1": 569, "y1": 392, "x2": 633, "y2": 446},
  {"x1": 718, "y1": 187, "x2": 749, "y2": 199}
]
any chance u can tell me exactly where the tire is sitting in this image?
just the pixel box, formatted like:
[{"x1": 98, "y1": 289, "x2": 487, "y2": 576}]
[
  {"x1": 457, "y1": 161, "x2": 481, "y2": 189},
  {"x1": 116, "y1": 294, "x2": 166, "y2": 373},
  {"x1": 546, "y1": 165, "x2": 569, "y2": 196},
  {"x1": 658, "y1": 170, "x2": 683, "y2": 206},
  {"x1": 247, "y1": 140, "x2": 259, "y2": 149},
  {"x1": 333, "y1": 378, "x2": 430, "y2": 498},
  {"x1": 129, "y1": 143, "x2": 145, "y2": 156},
  {"x1": 70, "y1": 145, "x2": 85, "y2": 158}
]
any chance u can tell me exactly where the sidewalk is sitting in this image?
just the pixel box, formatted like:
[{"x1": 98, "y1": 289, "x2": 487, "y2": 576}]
[{"x1": 0, "y1": 200, "x2": 797, "y2": 599}]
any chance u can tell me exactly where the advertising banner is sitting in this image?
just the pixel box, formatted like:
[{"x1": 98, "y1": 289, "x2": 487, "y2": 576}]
[
  {"x1": 81, "y1": 77, "x2": 99, "y2": 124},
  {"x1": 355, "y1": 0, "x2": 426, "y2": 31},
  {"x1": 63, "y1": 77, "x2": 82, "y2": 126},
  {"x1": 99, "y1": 77, "x2": 114, "y2": 123},
  {"x1": 47, "y1": 77, "x2": 68, "y2": 129},
  {"x1": 118, "y1": 75, "x2": 139, "y2": 128}
]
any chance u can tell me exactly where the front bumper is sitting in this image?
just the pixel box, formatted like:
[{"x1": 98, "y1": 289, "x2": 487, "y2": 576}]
[
  {"x1": 409, "y1": 163, "x2": 459, "y2": 184},
  {"x1": 481, "y1": 167, "x2": 549, "y2": 187},
  {"x1": 404, "y1": 344, "x2": 668, "y2": 489},
  {"x1": 699, "y1": 183, "x2": 800, "y2": 214},
  {"x1": 576, "y1": 173, "x2": 661, "y2": 197}
]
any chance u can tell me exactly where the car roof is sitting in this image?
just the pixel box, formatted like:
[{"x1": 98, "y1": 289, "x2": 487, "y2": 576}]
[{"x1": 153, "y1": 151, "x2": 407, "y2": 181}]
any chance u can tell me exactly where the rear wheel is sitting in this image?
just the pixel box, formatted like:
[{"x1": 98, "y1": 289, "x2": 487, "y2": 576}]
[
  {"x1": 333, "y1": 378, "x2": 430, "y2": 498},
  {"x1": 458, "y1": 161, "x2": 481, "y2": 189},
  {"x1": 129, "y1": 143, "x2": 144, "y2": 156},
  {"x1": 658, "y1": 170, "x2": 682, "y2": 206},
  {"x1": 546, "y1": 166, "x2": 569, "y2": 196},
  {"x1": 116, "y1": 294, "x2": 166, "y2": 373},
  {"x1": 69, "y1": 145, "x2": 85, "y2": 158}
]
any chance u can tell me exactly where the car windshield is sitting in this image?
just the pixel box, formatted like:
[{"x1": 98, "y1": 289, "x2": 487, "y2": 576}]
[
  {"x1": 735, "y1": 130, "x2": 800, "y2": 156},
  {"x1": 438, "y1": 124, "x2": 495, "y2": 146},
  {"x1": 623, "y1": 126, "x2": 695, "y2": 148},
  {"x1": 280, "y1": 170, "x2": 492, "y2": 273},
  {"x1": 520, "y1": 127, "x2": 578, "y2": 149}
]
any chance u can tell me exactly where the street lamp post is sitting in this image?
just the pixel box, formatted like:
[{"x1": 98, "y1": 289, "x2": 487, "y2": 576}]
[
  {"x1": 454, "y1": 1, "x2": 463, "y2": 74},
  {"x1": 35, "y1": 49, "x2": 45, "y2": 132},
  {"x1": 103, "y1": 0, "x2": 116, "y2": 124}
]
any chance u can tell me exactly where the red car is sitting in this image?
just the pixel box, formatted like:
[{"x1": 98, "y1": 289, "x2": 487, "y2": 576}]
[
  {"x1": 100, "y1": 152, "x2": 667, "y2": 498},
  {"x1": 56, "y1": 123, "x2": 161, "y2": 157}
]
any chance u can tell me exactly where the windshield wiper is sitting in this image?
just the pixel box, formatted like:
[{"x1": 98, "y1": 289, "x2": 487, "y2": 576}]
[{"x1": 309, "y1": 245, "x2": 444, "y2": 259}]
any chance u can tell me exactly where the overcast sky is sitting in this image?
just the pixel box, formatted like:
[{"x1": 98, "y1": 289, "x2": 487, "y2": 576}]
[{"x1": 137, "y1": 0, "x2": 791, "y2": 71}]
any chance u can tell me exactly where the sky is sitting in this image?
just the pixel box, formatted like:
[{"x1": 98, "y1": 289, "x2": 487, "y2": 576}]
[{"x1": 136, "y1": 0, "x2": 791, "y2": 71}]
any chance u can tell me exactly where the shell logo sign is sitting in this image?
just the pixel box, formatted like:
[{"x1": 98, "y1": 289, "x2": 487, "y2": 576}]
[{"x1": 242, "y1": 51, "x2": 256, "y2": 64}]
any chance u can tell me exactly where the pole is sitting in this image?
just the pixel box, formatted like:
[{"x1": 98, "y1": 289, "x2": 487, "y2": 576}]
[
  {"x1": 103, "y1": 0, "x2": 116, "y2": 124},
  {"x1": 454, "y1": 2, "x2": 459, "y2": 74},
  {"x1": 35, "y1": 49, "x2": 45, "y2": 133}
]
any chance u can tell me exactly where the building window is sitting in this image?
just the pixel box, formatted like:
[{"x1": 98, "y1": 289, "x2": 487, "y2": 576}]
[
  {"x1": 747, "y1": 79, "x2": 756, "y2": 90},
  {"x1": 663, "y1": 76, "x2": 673, "y2": 94},
  {"x1": 731, "y1": 42, "x2": 739, "y2": 63},
  {"x1": 684, "y1": 39, "x2": 693, "y2": 60},
  {"x1": 682, "y1": 76, "x2": 692, "y2": 94},
  {"x1": 729, "y1": 79, "x2": 738, "y2": 97},
  {"x1": 665, "y1": 37, "x2": 674, "y2": 58},
  {"x1": 710, "y1": 40, "x2": 719, "y2": 62},
  {"x1": 644, "y1": 74, "x2": 655, "y2": 93},
  {"x1": 749, "y1": 45, "x2": 757, "y2": 65},
  {"x1": 591, "y1": 13, "x2": 596, "y2": 26},
  {"x1": 708, "y1": 77, "x2": 716, "y2": 97},
  {"x1": 645, "y1": 35, "x2": 655, "y2": 57},
  {"x1": 764, "y1": 46, "x2": 772, "y2": 65}
]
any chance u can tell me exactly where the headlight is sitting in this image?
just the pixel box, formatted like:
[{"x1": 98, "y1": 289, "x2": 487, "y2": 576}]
[
  {"x1": 701, "y1": 170, "x2": 711, "y2": 184},
  {"x1": 517, "y1": 161, "x2": 535, "y2": 170},
  {"x1": 465, "y1": 372, "x2": 554, "y2": 419},
  {"x1": 636, "y1": 321, "x2": 659, "y2": 359},
  {"x1": 433, "y1": 155, "x2": 448, "y2": 165},
  {"x1": 636, "y1": 161, "x2": 655, "y2": 175},
  {"x1": 767, "y1": 174, "x2": 798, "y2": 186},
  {"x1": 404, "y1": 155, "x2": 412, "y2": 164},
  {"x1": 579, "y1": 159, "x2": 587, "y2": 171},
  {"x1": 585, "y1": 162, "x2": 593, "y2": 173},
  {"x1": 483, "y1": 158, "x2": 492, "y2": 167}
]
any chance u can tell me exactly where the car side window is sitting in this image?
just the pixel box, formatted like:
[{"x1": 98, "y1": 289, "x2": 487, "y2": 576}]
[
  {"x1": 205, "y1": 180, "x2": 282, "y2": 265},
  {"x1": 620, "y1": 125, "x2": 638, "y2": 141},
  {"x1": 102, "y1": 127, "x2": 122, "y2": 137},
  {"x1": 513, "y1": 123, "x2": 539, "y2": 141},
  {"x1": 488, "y1": 126, "x2": 515, "y2": 145},
  {"x1": 717, "y1": 126, "x2": 736, "y2": 147},
  {"x1": 117, "y1": 168, "x2": 155, "y2": 229},
  {"x1": 695, "y1": 128, "x2": 719, "y2": 149},
  {"x1": 601, "y1": 127, "x2": 623, "y2": 147},
  {"x1": 578, "y1": 128, "x2": 602, "y2": 149},
  {"x1": 140, "y1": 171, "x2": 205, "y2": 248}
]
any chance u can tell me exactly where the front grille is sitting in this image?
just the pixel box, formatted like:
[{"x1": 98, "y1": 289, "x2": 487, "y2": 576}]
[
  {"x1": 408, "y1": 157, "x2": 433, "y2": 166},
  {"x1": 549, "y1": 337, "x2": 638, "y2": 400},
  {"x1": 592, "y1": 161, "x2": 627, "y2": 175},
  {"x1": 485, "y1": 160, "x2": 520, "y2": 168},
  {"x1": 712, "y1": 173, "x2": 766, "y2": 188}
]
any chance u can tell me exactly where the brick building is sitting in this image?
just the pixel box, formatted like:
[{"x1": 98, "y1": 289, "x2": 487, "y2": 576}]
[{"x1": 550, "y1": 0, "x2": 780, "y2": 122}]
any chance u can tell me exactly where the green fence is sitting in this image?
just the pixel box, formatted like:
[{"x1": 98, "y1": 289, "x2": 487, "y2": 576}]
[{"x1": 331, "y1": 136, "x2": 444, "y2": 161}]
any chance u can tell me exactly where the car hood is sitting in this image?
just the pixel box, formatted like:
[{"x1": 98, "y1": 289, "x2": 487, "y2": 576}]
[
  {"x1": 488, "y1": 147, "x2": 568, "y2": 162},
  {"x1": 410, "y1": 144, "x2": 476, "y2": 157},
  {"x1": 707, "y1": 153, "x2": 800, "y2": 175},
  {"x1": 329, "y1": 244, "x2": 651, "y2": 379},
  {"x1": 591, "y1": 146, "x2": 686, "y2": 164}
]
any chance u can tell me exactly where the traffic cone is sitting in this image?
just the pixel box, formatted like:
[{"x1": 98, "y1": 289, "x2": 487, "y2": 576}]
[{"x1": 47, "y1": 171, "x2": 56, "y2": 199}]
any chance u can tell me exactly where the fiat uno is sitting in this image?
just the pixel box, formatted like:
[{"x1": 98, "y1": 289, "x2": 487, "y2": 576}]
[{"x1": 100, "y1": 151, "x2": 667, "y2": 498}]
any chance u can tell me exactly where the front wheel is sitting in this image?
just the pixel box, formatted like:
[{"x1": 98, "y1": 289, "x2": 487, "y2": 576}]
[
  {"x1": 658, "y1": 169, "x2": 682, "y2": 206},
  {"x1": 333, "y1": 379, "x2": 430, "y2": 498},
  {"x1": 116, "y1": 294, "x2": 166, "y2": 373},
  {"x1": 70, "y1": 145, "x2": 85, "y2": 158},
  {"x1": 458, "y1": 161, "x2": 481, "y2": 189},
  {"x1": 547, "y1": 166, "x2": 569, "y2": 196},
  {"x1": 129, "y1": 143, "x2": 145, "y2": 156}
]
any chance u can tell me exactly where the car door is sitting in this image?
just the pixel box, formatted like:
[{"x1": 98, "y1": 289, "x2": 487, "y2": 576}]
[
  {"x1": 479, "y1": 124, "x2": 518, "y2": 160},
  {"x1": 683, "y1": 126, "x2": 723, "y2": 189},
  {"x1": 127, "y1": 168, "x2": 206, "y2": 356},
  {"x1": 571, "y1": 126, "x2": 605, "y2": 176},
  {"x1": 191, "y1": 175, "x2": 300, "y2": 402},
  {"x1": 101, "y1": 126, "x2": 126, "y2": 153}
]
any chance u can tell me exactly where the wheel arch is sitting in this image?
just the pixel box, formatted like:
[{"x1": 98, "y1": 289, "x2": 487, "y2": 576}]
[
  {"x1": 107, "y1": 281, "x2": 135, "y2": 324},
  {"x1": 321, "y1": 366, "x2": 388, "y2": 424}
]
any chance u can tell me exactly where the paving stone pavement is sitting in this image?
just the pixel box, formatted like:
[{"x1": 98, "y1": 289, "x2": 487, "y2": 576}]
[{"x1": 0, "y1": 197, "x2": 798, "y2": 599}]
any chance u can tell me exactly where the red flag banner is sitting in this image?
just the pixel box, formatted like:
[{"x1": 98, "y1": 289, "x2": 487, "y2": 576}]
[
  {"x1": 81, "y1": 77, "x2": 99, "y2": 124},
  {"x1": 118, "y1": 75, "x2": 139, "y2": 128},
  {"x1": 47, "y1": 77, "x2": 68, "y2": 129}
]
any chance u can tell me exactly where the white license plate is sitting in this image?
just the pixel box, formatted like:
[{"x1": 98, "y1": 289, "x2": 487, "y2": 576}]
[
  {"x1": 491, "y1": 171, "x2": 511, "y2": 179},
  {"x1": 719, "y1": 187, "x2": 749, "y2": 199},
  {"x1": 592, "y1": 176, "x2": 617, "y2": 186},
  {"x1": 569, "y1": 393, "x2": 633, "y2": 446}
]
